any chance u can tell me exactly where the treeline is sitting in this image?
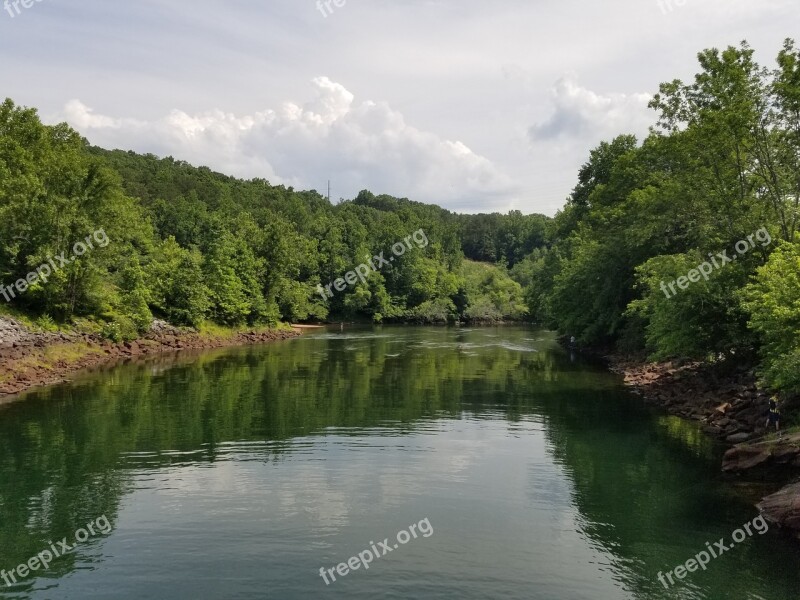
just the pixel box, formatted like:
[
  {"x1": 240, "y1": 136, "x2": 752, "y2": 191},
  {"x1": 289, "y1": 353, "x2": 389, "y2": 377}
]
[
  {"x1": 512, "y1": 40, "x2": 800, "y2": 393},
  {"x1": 4, "y1": 39, "x2": 797, "y2": 393},
  {"x1": 0, "y1": 100, "x2": 542, "y2": 339}
]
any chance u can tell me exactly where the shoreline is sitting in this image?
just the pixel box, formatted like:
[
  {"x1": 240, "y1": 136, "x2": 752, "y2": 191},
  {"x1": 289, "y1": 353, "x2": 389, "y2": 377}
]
[
  {"x1": 0, "y1": 319, "x2": 520, "y2": 402},
  {"x1": 586, "y1": 344, "x2": 800, "y2": 540},
  {"x1": 0, "y1": 317, "x2": 303, "y2": 403},
  {"x1": 3, "y1": 322, "x2": 796, "y2": 539}
]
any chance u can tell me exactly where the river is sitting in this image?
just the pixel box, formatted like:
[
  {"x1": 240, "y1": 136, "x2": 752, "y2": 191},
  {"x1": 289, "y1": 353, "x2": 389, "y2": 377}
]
[{"x1": 0, "y1": 326, "x2": 798, "y2": 599}]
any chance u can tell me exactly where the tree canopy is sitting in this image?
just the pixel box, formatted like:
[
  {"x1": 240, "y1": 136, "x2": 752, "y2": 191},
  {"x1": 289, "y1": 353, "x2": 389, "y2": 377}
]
[
  {"x1": 517, "y1": 39, "x2": 800, "y2": 393},
  {"x1": 2, "y1": 38, "x2": 798, "y2": 394},
  {"x1": 0, "y1": 106, "x2": 543, "y2": 338}
]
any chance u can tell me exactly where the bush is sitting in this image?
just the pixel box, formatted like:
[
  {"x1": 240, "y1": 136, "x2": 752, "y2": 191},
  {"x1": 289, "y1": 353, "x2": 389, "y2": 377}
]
[
  {"x1": 741, "y1": 239, "x2": 800, "y2": 392},
  {"x1": 408, "y1": 299, "x2": 456, "y2": 323},
  {"x1": 458, "y1": 260, "x2": 527, "y2": 322},
  {"x1": 100, "y1": 316, "x2": 138, "y2": 342},
  {"x1": 34, "y1": 314, "x2": 59, "y2": 333}
]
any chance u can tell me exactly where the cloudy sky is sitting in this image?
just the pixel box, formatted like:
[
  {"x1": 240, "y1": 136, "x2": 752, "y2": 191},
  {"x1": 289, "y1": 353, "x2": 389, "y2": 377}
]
[{"x1": 1, "y1": 0, "x2": 797, "y2": 215}]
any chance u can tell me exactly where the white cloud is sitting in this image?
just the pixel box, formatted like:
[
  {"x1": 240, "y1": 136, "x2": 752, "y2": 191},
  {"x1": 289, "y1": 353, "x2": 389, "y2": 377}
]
[
  {"x1": 529, "y1": 78, "x2": 653, "y2": 143},
  {"x1": 518, "y1": 78, "x2": 656, "y2": 214},
  {"x1": 6, "y1": 0, "x2": 796, "y2": 216},
  {"x1": 60, "y1": 77, "x2": 517, "y2": 213}
]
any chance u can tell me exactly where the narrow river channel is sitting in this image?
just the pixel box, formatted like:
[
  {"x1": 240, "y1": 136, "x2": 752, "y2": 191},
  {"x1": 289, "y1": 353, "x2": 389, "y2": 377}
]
[{"x1": 1, "y1": 326, "x2": 798, "y2": 599}]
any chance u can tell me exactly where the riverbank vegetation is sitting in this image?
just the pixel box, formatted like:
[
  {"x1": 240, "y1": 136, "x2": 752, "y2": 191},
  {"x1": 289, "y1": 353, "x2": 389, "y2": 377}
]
[
  {"x1": 514, "y1": 39, "x2": 800, "y2": 395},
  {"x1": 1, "y1": 39, "x2": 798, "y2": 396},
  {"x1": 0, "y1": 99, "x2": 542, "y2": 338}
]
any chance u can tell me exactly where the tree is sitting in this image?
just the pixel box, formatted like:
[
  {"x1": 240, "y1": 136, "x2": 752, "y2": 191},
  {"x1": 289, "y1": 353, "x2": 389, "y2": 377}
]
[{"x1": 741, "y1": 239, "x2": 800, "y2": 391}]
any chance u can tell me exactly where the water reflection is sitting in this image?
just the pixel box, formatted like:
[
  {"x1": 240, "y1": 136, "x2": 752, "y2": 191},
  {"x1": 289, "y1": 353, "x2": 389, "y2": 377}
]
[{"x1": 0, "y1": 326, "x2": 797, "y2": 599}]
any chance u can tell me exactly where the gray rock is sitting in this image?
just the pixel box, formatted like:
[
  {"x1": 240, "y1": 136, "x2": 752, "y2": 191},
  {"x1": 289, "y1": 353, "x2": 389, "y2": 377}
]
[{"x1": 726, "y1": 432, "x2": 752, "y2": 444}]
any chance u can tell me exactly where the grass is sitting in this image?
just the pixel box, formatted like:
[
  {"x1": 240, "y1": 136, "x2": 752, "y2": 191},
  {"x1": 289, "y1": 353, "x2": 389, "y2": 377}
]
[
  {"x1": 777, "y1": 425, "x2": 800, "y2": 441},
  {"x1": 2, "y1": 304, "x2": 294, "y2": 342},
  {"x1": 0, "y1": 306, "x2": 298, "y2": 392},
  {"x1": 0, "y1": 342, "x2": 104, "y2": 384},
  {"x1": 196, "y1": 320, "x2": 291, "y2": 340},
  {"x1": 758, "y1": 425, "x2": 800, "y2": 447},
  {"x1": 0, "y1": 304, "x2": 86, "y2": 335},
  {"x1": 42, "y1": 342, "x2": 104, "y2": 364},
  {"x1": 0, "y1": 304, "x2": 45, "y2": 331},
  {"x1": 196, "y1": 321, "x2": 239, "y2": 340},
  {"x1": 0, "y1": 307, "x2": 297, "y2": 386}
]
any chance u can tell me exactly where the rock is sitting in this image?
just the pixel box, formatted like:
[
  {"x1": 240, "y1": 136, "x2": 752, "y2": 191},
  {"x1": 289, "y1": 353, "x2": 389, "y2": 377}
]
[
  {"x1": 772, "y1": 445, "x2": 800, "y2": 464},
  {"x1": 726, "y1": 432, "x2": 753, "y2": 444},
  {"x1": 723, "y1": 424, "x2": 742, "y2": 436},
  {"x1": 722, "y1": 445, "x2": 772, "y2": 472},
  {"x1": 757, "y1": 482, "x2": 800, "y2": 538},
  {"x1": 721, "y1": 433, "x2": 800, "y2": 474}
]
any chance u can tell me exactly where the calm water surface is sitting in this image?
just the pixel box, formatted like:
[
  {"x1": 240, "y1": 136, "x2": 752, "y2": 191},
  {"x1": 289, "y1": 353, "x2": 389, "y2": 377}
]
[{"x1": 0, "y1": 326, "x2": 798, "y2": 599}]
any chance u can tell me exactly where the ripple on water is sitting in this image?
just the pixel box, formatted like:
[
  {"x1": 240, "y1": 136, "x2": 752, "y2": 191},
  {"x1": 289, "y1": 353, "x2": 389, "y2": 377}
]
[{"x1": 305, "y1": 333, "x2": 396, "y2": 341}]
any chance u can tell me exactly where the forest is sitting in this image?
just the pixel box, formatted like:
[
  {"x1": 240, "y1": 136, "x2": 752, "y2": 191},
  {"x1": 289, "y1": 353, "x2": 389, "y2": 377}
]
[
  {"x1": 512, "y1": 40, "x2": 800, "y2": 394},
  {"x1": 1, "y1": 39, "x2": 799, "y2": 393},
  {"x1": 0, "y1": 98, "x2": 544, "y2": 335}
]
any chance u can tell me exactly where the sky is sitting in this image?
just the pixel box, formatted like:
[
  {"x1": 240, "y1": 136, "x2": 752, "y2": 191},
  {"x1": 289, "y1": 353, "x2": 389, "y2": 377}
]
[{"x1": 0, "y1": 0, "x2": 797, "y2": 216}]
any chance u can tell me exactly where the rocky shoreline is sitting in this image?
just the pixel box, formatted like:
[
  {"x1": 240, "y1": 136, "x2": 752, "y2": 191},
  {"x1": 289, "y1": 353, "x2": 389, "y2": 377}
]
[
  {"x1": 604, "y1": 352, "x2": 800, "y2": 540},
  {"x1": 0, "y1": 317, "x2": 301, "y2": 401},
  {"x1": 608, "y1": 358, "x2": 793, "y2": 443}
]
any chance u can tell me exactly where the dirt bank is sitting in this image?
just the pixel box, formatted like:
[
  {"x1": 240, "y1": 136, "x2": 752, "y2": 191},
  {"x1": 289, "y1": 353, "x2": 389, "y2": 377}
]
[{"x1": 0, "y1": 317, "x2": 301, "y2": 401}]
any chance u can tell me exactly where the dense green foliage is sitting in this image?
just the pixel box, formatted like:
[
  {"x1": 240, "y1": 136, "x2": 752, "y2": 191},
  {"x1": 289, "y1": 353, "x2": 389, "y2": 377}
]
[
  {"x1": 516, "y1": 39, "x2": 800, "y2": 393},
  {"x1": 0, "y1": 101, "x2": 542, "y2": 338},
  {"x1": 2, "y1": 38, "x2": 798, "y2": 394}
]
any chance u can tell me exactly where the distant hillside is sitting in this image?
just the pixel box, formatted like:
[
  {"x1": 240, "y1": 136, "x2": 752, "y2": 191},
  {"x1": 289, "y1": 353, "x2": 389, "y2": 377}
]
[{"x1": 0, "y1": 100, "x2": 548, "y2": 339}]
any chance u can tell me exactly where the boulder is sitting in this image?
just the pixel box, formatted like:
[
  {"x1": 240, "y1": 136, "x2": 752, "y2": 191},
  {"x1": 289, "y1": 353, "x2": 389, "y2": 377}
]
[
  {"x1": 726, "y1": 432, "x2": 753, "y2": 444},
  {"x1": 773, "y1": 446, "x2": 800, "y2": 464},
  {"x1": 757, "y1": 482, "x2": 800, "y2": 538},
  {"x1": 722, "y1": 445, "x2": 772, "y2": 472},
  {"x1": 702, "y1": 425, "x2": 723, "y2": 436}
]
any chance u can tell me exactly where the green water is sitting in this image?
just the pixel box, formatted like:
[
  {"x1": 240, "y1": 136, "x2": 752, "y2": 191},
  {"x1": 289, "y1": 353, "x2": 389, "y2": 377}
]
[{"x1": 0, "y1": 326, "x2": 798, "y2": 599}]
